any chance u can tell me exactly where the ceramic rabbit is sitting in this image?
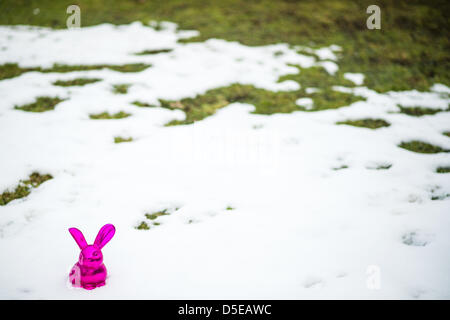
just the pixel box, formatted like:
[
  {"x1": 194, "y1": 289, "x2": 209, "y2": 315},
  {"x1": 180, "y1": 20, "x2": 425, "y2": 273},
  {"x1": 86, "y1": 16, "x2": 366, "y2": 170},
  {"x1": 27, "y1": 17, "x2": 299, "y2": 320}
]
[{"x1": 68, "y1": 224, "x2": 115, "y2": 290}]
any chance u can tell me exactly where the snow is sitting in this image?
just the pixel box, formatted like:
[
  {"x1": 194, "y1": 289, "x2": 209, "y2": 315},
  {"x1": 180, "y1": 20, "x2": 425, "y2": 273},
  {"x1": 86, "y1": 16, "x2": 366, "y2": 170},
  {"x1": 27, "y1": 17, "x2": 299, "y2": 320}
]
[
  {"x1": 0, "y1": 22, "x2": 449, "y2": 299},
  {"x1": 295, "y1": 97, "x2": 314, "y2": 110},
  {"x1": 314, "y1": 47, "x2": 338, "y2": 61},
  {"x1": 316, "y1": 60, "x2": 339, "y2": 75},
  {"x1": 305, "y1": 87, "x2": 319, "y2": 94},
  {"x1": 344, "y1": 73, "x2": 365, "y2": 86}
]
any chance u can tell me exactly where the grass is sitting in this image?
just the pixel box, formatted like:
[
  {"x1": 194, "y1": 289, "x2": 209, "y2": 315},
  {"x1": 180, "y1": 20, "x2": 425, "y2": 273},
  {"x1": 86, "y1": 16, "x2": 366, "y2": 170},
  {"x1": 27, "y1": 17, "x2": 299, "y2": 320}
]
[
  {"x1": 336, "y1": 118, "x2": 390, "y2": 129},
  {"x1": 0, "y1": 172, "x2": 53, "y2": 206},
  {"x1": 431, "y1": 194, "x2": 450, "y2": 201},
  {"x1": 136, "y1": 209, "x2": 174, "y2": 230},
  {"x1": 279, "y1": 66, "x2": 355, "y2": 89},
  {"x1": 53, "y1": 78, "x2": 101, "y2": 86},
  {"x1": 226, "y1": 206, "x2": 235, "y2": 211},
  {"x1": 135, "y1": 48, "x2": 173, "y2": 55},
  {"x1": 132, "y1": 101, "x2": 157, "y2": 108},
  {"x1": 375, "y1": 164, "x2": 392, "y2": 170},
  {"x1": 161, "y1": 80, "x2": 364, "y2": 125},
  {"x1": 0, "y1": 62, "x2": 151, "y2": 81},
  {"x1": 1, "y1": 0, "x2": 448, "y2": 93},
  {"x1": 136, "y1": 221, "x2": 150, "y2": 230},
  {"x1": 145, "y1": 209, "x2": 169, "y2": 220},
  {"x1": 397, "y1": 105, "x2": 448, "y2": 117},
  {"x1": 14, "y1": 96, "x2": 65, "y2": 112},
  {"x1": 332, "y1": 165, "x2": 349, "y2": 171},
  {"x1": 89, "y1": 111, "x2": 131, "y2": 119},
  {"x1": 114, "y1": 136, "x2": 133, "y2": 143},
  {"x1": 112, "y1": 84, "x2": 131, "y2": 94},
  {"x1": 436, "y1": 166, "x2": 450, "y2": 173},
  {"x1": 0, "y1": 63, "x2": 40, "y2": 80},
  {"x1": 444, "y1": 132, "x2": 450, "y2": 137},
  {"x1": 398, "y1": 140, "x2": 450, "y2": 154}
]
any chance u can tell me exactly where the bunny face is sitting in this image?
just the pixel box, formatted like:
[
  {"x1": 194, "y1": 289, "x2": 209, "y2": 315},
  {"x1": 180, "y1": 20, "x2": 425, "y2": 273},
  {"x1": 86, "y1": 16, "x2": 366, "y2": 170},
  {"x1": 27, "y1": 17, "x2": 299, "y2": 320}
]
[{"x1": 80, "y1": 245, "x2": 103, "y2": 267}]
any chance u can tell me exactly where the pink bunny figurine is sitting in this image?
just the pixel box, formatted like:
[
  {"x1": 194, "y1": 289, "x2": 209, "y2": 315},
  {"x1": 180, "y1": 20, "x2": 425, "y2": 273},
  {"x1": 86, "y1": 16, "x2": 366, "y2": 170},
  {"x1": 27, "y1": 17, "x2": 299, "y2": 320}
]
[{"x1": 68, "y1": 224, "x2": 115, "y2": 290}]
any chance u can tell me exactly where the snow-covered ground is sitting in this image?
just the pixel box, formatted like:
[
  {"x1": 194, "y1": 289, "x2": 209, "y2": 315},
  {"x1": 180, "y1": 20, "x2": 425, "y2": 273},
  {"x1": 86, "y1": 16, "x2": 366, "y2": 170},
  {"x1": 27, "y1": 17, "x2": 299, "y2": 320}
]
[{"x1": 0, "y1": 22, "x2": 449, "y2": 299}]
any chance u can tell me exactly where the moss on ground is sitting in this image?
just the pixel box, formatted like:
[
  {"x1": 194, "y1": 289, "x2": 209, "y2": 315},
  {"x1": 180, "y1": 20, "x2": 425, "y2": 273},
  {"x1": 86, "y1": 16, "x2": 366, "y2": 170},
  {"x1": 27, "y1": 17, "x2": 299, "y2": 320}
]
[
  {"x1": 135, "y1": 209, "x2": 174, "y2": 230},
  {"x1": 89, "y1": 111, "x2": 131, "y2": 119},
  {"x1": 279, "y1": 66, "x2": 354, "y2": 89},
  {"x1": 398, "y1": 140, "x2": 450, "y2": 154},
  {"x1": 145, "y1": 209, "x2": 169, "y2": 220},
  {"x1": 332, "y1": 165, "x2": 349, "y2": 171},
  {"x1": 431, "y1": 191, "x2": 450, "y2": 201},
  {"x1": 53, "y1": 78, "x2": 101, "y2": 86},
  {"x1": 0, "y1": 172, "x2": 53, "y2": 206},
  {"x1": 114, "y1": 136, "x2": 133, "y2": 143},
  {"x1": 397, "y1": 105, "x2": 448, "y2": 117},
  {"x1": 132, "y1": 101, "x2": 157, "y2": 108},
  {"x1": 14, "y1": 96, "x2": 65, "y2": 112},
  {"x1": 1, "y1": 1, "x2": 448, "y2": 93},
  {"x1": 135, "y1": 48, "x2": 173, "y2": 55},
  {"x1": 336, "y1": 118, "x2": 390, "y2": 129},
  {"x1": 112, "y1": 84, "x2": 131, "y2": 94},
  {"x1": 136, "y1": 221, "x2": 150, "y2": 230},
  {"x1": 0, "y1": 62, "x2": 150, "y2": 81},
  {"x1": 0, "y1": 63, "x2": 39, "y2": 80},
  {"x1": 436, "y1": 166, "x2": 450, "y2": 173},
  {"x1": 375, "y1": 164, "x2": 392, "y2": 170},
  {"x1": 160, "y1": 80, "x2": 364, "y2": 125}
]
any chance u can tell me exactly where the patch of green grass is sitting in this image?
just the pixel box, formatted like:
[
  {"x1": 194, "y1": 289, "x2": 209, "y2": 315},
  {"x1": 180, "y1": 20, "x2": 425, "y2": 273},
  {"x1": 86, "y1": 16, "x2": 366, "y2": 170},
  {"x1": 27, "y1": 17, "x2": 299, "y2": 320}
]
[
  {"x1": 114, "y1": 136, "x2": 133, "y2": 143},
  {"x1": 162, "y1": 82, "x2": 364, "y2": 125},
  {"x1": 89, "y1": 111, "x2": 131, "y2": 119},
  {"x1": 398, "y1": 140, "x2": 450, "y2": 154},
  {"x1": 336, "y1": 118, "x2": 390, "y2": 129},
  {"x1": 0, "y1": 63, "x2": 39, "y2": 80},
  {"x1": 136, "y1": 209, "x2": 175, "y2": 230},
  {"x1": 0, "y1": 62, "x2": 151, "y2": 81},
  {"x1": 278, "y1": 65, "x2": 365, "y2": 111},
  {"x1": 23, "y1": 172, "x2": 53, "y2": 187},
  {"x1": 279, "y1": 66, "x2": 355, "y2": 89},
  {"x1": 0, "y1": 1, "x2": 447, "y2": 93},
  {"x1": 112, "y1": 84, "x2": 131, "y2": 94},
  {"x1": 53, "y1": 78, "x2": 101, "y2": 86},
  {"x1": 44, "y1": 63, "x2": 150, "y2": 73},
  {"x1": 14, "y1": 96, "x2": 65, "y2": 112},
  {"x1": 132, "y1": 101, "x2": 157, "y2": 108},
  {"x1": 436, "y1": 166, "x2": 450, "y2": 173},
  {"x1": 431, "y1": 193, "x2": 450, "y2": 201},
  {"x1": 0, "y1": 172, "x2": 53, "y2": 206},
  {"x1": 332, "y1": 165, "x2": 349, "y2": 171},
  {"x1": 305, "y1": 89, "x2": 363, "y2": 111},
  {"x1": 135, "y1": 48, "x2": 173, "y2": 55},
  {"x1": 145, "y1": 209, "x2": 169, "y2": 220},
  {"x1": 226, "y1": 206, "x2": 235, "y2": 211},
  {"x1": 107, "y1": 63, "x2": 150, "y2": 73},
  {"x1": 442, "y1": 132, "x2": 450, "y2": 137},
  {"x1": 136, "y1": 221, "x2": 150, "y2": 230},
  {"x1": 375, "y1": 164, "x2": 392, "y2": 170},
  {"x1": 397, "y1": 105, "x2": 448, "y2": 117}
]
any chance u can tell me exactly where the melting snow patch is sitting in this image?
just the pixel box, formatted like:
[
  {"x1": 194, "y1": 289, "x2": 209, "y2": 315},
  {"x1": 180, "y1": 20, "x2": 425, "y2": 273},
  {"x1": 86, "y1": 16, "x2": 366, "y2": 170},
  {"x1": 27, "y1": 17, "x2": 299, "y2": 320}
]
[
  {"x1": 344, "y1": 73, "x2": 365, "y2": 86},
  {"x1": 295, "y1": 97, "x2": 314, "y2": 110}
]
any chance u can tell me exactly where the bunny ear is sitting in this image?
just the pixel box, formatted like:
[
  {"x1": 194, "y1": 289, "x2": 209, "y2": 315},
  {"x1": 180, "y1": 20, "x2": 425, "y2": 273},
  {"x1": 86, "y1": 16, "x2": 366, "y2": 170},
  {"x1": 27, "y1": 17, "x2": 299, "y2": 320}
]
[
  {"x1": 94, "y1": 224, "x2": 115, "y2": 249},
  {"x1": 68, "y1": 227, "x2": 88, "y2": 250}
]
